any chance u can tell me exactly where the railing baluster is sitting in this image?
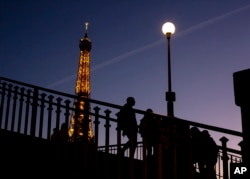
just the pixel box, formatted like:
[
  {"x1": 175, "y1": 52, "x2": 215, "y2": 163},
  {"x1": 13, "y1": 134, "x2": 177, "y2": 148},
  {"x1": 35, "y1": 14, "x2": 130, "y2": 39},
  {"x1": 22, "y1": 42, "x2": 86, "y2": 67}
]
[
  {"x1": 24, "y1": 89, "x2": 31, "y2": 135},
  {"x1": 62, "y1": 99, "x2": 71, "y2": 168},
  {"x1": 39, "y1": 93, "x2": 46, "y2": 138},
  {"x1": 11, "y1": 86, "x2": 18, "y2": 132},
  {"x1": 220, "y1": 136, "x2": 229, "y2": 179},
  {"x1": 64, "y1": 100, "x2": 71, "y2": 127},
  {"x1": 93, "y1": 106, "x2": 100, "y2": 179},
  {"x1": 218, "y1": 152, "x2": 221, "y2": 179},
  {"x1": 47, "y1": 95, "x2": 54, "y2": 140},
  {"x1": 82, "y1": 98, "x2": 90, "y2": 170},
  {"x1": 4, "y1": 84, "x2": 12, "y2": 130},
  {"x1": 116, "y1": 112, "x2": 122, "y2": 179},
  {"x1": 104, "y1": 109, "x2": 111, "y2": 179},
  {"x1": 56, "y1": 97, "x2": 62, "y2": 130},
  {"x1": 94, "y1": 106, "x2": 100, "y2": 145},
  {"x1": 17, "y1": 87, "x2": 25, "y2": 133},
  {"x1": 30, "y1": 87, "x2": 39, "y2": 137},
  {"x1": 83, "y1": 98, "x2": 90, "y2": 141},
  {"x1": 104, "y1": 109, "x2": 111, "y2": 153},
  {"x1": 0, "y1": 82, "x2": 7, "y2": 127},
  {"x1": 73, "y1": 100, "x2": 80, "y2": 141}
]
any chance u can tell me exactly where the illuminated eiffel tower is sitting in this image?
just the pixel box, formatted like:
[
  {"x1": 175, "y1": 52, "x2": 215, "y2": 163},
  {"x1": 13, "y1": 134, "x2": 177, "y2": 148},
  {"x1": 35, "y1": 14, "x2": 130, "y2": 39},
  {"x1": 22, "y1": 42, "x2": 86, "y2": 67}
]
[{"x1": 68, "y1": 22, "x2": 94, "y2": 141}]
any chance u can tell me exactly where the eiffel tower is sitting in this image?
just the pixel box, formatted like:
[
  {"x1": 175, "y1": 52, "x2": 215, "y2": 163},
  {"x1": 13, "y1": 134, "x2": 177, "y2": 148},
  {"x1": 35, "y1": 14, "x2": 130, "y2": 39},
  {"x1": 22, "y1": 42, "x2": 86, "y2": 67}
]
[{"x1": 68, "y1": 22, "x2": 94, "y2": 141}]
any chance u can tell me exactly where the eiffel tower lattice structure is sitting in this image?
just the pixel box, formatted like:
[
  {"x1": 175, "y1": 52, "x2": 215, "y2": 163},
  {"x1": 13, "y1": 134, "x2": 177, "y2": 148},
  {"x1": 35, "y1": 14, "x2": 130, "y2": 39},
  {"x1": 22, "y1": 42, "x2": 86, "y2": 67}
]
[{"x1": 68, "y1": 22, "x2": 94, "y2": 142}]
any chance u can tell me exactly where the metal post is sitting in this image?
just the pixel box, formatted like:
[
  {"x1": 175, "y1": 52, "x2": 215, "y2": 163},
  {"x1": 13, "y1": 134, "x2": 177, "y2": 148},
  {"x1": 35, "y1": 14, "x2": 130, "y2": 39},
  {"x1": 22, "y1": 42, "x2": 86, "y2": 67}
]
[
  {"x1": 166, "y1": 33, "x2": 175, "y2": 117},
  {"x1": 220, "y1": 136, "x2": 229, "y2": 179},
  {"x1": 104, "y1": 109, "x2": 111, "y2": 179}
]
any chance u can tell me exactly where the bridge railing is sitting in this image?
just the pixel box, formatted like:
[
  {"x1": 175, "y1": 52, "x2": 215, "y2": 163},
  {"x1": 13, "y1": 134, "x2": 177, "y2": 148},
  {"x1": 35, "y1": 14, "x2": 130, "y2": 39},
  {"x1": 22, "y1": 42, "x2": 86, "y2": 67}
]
[{"x1": 0, "y1": 76, "x2": 243, "y2": 179}]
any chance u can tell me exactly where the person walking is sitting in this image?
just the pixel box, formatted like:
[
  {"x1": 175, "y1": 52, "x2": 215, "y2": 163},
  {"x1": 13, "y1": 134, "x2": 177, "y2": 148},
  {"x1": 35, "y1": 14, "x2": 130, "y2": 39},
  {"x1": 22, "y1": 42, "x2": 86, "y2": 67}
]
[
  {"x1": 118, "y1": 97, "x2": 138, "y2": 158},
  {"x1": 139, "y1": 108, "x2": 158, "y2": 158}
]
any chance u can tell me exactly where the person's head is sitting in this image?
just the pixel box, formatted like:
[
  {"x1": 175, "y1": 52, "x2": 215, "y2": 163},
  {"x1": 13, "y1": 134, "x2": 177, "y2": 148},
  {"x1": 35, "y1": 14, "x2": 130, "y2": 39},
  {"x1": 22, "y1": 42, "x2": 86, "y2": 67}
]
[
  {"x1": 146, "y1": 108, "x2": 153, "y2": 115},
  {"x1": 190, "y1": 126, "x2": 200, "y2": 135},
  {"x1": 126, "y1": 97, "x2": 135, "y2": 106},
  {"x1": 145, "y1": 108, "x2": 153, "y2": 117},
  {"x1": 61, "y1": 123, "x2": 67, "y2": 129},
  {"x1": 146, "y1": 108, "x2": 153, "y2": 113},
  {"x1": 202, "y1": 130, "x2": 210, "y2": 137}
]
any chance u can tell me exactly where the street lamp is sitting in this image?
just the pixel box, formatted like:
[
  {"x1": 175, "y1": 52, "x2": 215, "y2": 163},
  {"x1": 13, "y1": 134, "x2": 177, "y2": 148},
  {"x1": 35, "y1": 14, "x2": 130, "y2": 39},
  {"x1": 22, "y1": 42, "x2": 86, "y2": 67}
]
[
  {"x1": 162, "y1": 22, "x2": 178, "y2": 179},
  {"x1": 162, "y1": 22, "x2": 175, "y2": 117}
]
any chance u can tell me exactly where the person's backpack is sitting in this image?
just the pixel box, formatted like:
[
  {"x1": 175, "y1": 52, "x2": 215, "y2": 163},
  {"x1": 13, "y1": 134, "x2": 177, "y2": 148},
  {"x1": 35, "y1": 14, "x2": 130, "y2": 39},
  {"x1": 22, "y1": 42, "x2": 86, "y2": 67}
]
[{"x1": 117, "y1": 110, "x2": 126, "y2": 131}]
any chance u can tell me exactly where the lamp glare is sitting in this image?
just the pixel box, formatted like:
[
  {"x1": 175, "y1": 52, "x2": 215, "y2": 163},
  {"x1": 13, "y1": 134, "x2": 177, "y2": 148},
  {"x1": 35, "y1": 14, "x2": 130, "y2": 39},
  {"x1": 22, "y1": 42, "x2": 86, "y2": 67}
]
[{"x1": 162, "y1": 22, "x2": 175, "y2": 35}]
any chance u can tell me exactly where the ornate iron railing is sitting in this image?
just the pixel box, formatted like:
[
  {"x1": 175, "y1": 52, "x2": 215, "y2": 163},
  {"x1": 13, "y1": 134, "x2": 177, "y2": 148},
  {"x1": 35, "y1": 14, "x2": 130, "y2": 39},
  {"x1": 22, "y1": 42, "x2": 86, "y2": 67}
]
[{"x1": 0, "y1": 76, "x2": 243, "y2": 179}]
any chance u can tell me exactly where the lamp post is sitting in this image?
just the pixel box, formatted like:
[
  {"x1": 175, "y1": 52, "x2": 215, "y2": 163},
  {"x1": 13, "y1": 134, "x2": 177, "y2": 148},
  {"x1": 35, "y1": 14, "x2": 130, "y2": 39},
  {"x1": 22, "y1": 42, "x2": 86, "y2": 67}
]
[
  {"x1": 162, "y1": 22, "x2": 177, "y2": 179},
  {"x1": 162, "y1": 22, "x2": 176, "y2": 117},
  {"x1": 161, "y1": 23, "x2": 193, "y2": 179}
]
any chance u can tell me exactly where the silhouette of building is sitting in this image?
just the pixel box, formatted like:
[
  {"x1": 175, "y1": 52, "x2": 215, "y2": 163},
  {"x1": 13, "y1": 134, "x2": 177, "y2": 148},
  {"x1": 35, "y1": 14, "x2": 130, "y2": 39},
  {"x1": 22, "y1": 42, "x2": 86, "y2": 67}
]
[
  {"x1": 68, "y1": 22, "x2": 94, "y2": 141},
  {"x1": 233, "y1": 68, "x2": 250, "y2": 172}
]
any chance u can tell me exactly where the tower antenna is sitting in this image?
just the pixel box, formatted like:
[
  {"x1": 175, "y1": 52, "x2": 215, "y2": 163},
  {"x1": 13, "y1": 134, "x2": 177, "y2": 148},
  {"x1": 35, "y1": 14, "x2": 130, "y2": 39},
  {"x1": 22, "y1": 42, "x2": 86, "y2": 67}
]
[{"x1": 85, "y1": 22, "x2": 89, "y2": 36}]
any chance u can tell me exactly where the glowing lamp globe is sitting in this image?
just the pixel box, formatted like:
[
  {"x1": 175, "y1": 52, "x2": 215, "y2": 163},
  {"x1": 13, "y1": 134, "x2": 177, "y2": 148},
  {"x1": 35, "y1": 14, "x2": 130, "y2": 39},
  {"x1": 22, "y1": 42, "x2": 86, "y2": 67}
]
[{"x1": 162, "y1": 22, "x2": 175, "y2": 35}]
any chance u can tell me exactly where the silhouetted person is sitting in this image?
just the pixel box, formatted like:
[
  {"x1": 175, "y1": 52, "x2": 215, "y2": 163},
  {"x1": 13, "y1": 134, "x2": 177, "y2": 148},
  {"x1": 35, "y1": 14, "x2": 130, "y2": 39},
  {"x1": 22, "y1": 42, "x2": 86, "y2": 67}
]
[
  {"x1": 51, "y1": 128, "x2": 59, "y2": 142},
  {"x1": 191, "y1": 127, "x2": 219, "y2": 179},
  {"x1": 139, "y1": 108, "x2": 158, "y2": 158},
  {"x1": 59, "y1": 123, "x2": 69, "y2": 143},
  {"x1": 190, "y1": 127, "x2": 204, "y2": 176},
  {"x1": 201, "y1": 130, "x2": 219, "y2": 179},
  {"x1": 118, "y1": 97, "x2": 138, "y2": 158}
]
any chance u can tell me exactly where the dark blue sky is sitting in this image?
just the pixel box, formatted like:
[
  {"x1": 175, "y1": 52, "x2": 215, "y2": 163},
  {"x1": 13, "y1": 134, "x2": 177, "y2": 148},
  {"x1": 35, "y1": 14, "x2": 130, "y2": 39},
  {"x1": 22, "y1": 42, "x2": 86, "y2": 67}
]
[{"x1": 1, "y1": 0, "x2": 250, "y2": 149}]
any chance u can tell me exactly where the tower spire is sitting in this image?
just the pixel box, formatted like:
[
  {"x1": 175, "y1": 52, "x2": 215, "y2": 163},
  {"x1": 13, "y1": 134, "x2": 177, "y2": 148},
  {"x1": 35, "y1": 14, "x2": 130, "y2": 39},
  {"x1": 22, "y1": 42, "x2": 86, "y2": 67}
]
[
  {"x1": 68, "y1": 22, "x2": 94, "y2": 141},
  {"x1": 85, "y1": 22, "x2": 89, "y2": 38}
]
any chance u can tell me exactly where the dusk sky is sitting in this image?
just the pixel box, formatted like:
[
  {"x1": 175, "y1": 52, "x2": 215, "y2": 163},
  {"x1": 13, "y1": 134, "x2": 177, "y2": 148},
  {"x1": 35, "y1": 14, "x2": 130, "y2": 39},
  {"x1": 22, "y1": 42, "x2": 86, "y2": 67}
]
[{"x1": 1, "y1": 0, "x2": 250, "y2": 149}]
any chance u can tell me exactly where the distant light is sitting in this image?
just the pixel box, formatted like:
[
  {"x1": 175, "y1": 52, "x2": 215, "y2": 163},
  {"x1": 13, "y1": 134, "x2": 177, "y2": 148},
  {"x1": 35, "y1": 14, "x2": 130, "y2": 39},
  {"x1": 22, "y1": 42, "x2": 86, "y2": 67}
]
[{"x1": 162, "y1": 22, "x2": 175, "y2": 35}]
